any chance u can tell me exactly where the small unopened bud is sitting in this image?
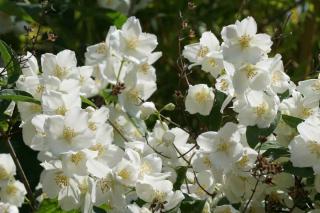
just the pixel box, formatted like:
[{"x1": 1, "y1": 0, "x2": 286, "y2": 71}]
[
  {"x1": 163, "y1": 103, "x2": 175, "y2": 111},
  {"x1": 140, "y1": 102, "x2": 157, "y2": 120}
]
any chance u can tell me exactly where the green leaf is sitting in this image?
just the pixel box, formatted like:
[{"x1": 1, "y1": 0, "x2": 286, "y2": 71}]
[
  {"x1": 173, "y1": 166, "x2": 187, "y2": 190},
  {"x1": 260, "y1": 140, "x2": 284, "y2": 150},
  {"x1": 0, "y1": 89, "x2": 40, "y2": 104},
  {"x1": 282, "y1": 161, "x2": 314, "y2": 177},
  {"x1": 81, "y1": 96, "x2": 97, "y2": 108},
  {"x1": 179, "y1": 197, "x2": 206, "y2": 213},
  {"x1": 282, "y1": 114, "x2": 304, "y2": 129},
  {"x1": 0, "y1": 40, "x2": 22, "y2": 84},
  {"x1": 100, "y1": 89, "x2": 117, "y2": 104},
  {"x1": 0, "y1": 0, "x2": 35, "y2": 22},
  {"x1": 208, "y1": 90, "x2": 226, "y2": 131},
  {"x1": 37, "y1": 199, "x2": 80, "y2": 213},
  {"x1": 246, "y1": 111, "x2": 281, "y2": 148},
  {"x1": 106, "y1": 12, "x2": 128, "y2": 28}
]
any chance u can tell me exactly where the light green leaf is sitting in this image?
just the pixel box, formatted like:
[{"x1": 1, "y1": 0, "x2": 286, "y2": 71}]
[{"x1": 81, "y1": 96, "x2": 97, "y2": 108}]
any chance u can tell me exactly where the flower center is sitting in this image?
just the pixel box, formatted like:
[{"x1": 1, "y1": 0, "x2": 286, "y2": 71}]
[
  {"x1": 245, "y1": 64, "x2": 257, "y2": 79},
  {"x1": 208, "y1": 58, "x2": 217, "y2": 67},
  {"x1": 154, "y1": 190, "x2": 166, "y2": 202},
  {"x1": 88, "y1": 122, "x2": 97, "y2": 131},
  {"x1": 255, "y1": 102, "x2": 268, "y2": 117},
  {"x1": 71, "y1": 152, "x2": 83, "y2": 165},
  {"x1": 217, "y1": 139, "x2": 231, "y2": 153},
  {"x1": 118, "y1": 169, "x2": 130, "y2": 180},
  {"x1": 197, "y1": 46, "x2": 209, "y2": 58},
  {"x1": 239, "y1": 34, "x2": 251, "y2": 49},
  {"x1": 54, "y1": 65, "x2": 67, "y2": 79},
  {"x1": 308, "y1": 141, "x2": 320, "y2": 158},
  {"x1": 90, "y1": 143, "x2": 105, "y2": 157},
  {"x1": 195, "y1": 90, "x2": 209, "y2": 103},
  {"x1": 140, "y1": 63, "x2": 150, "y2": 74},
  {"x1": 312, "y1": 80, "x2": 320, "y2": 92},
  {"x1": 0, "y1": 167, "x2": 9, "y2": 180},
  {"x1": 6, "y1": 184, "x2": 17, "y2": 195},
  {"x1": 56, "y1": 106, "x2": 67, "y2": 115},
  {"x1": 63, "y1": 127, "x2": 76, "y2": 141},
  {"x1": 54, "y1": 173, "x2": 69, "y2": 188},
  {"x1": 127, "y1": 38, "x2": 139, "y2": 49},
  {"x1": 36, "y1": 84, "x2": 45, "y2": 94},
  {"x1": 96, "y1": 43, "x2": 107, "y2": 54},
  {"x1": 220, "y1": 79, "x2": 229, "y2": 91}
]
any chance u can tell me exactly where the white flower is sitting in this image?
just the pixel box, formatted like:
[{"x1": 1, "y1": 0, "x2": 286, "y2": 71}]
[
  {"x1": 181, "y1": 170, "x2": 215, "y2": 200},
  {"x1": 183, "y1": 31, "x2": 224, "y2": 77},
  {"x1": 85, "y1": 26, "x2": 116, "y2": 66},
  {"x1": 110, "y1": 17, "x2": 158, "y2": 60},
  {"x1": 268, "y1": 54, "x2": 291, "y2": 94},
  {"x1": 41, "y1": 90, "x2": 81, "y2": 116},
  {"x1": 136, "y1": 177, "x2": 184, "y2": 212},
  {"x1": 0, "y1": 202, "x2": 18, "y2": 213},
  {"x1": 76, "y1": 66, "x2": 99, "y2": 97},
  {"x1": 185, "y1": 84, "x2": 215, "y2": 115},
  {"x1": 0, "y1": 154, "x2": 16, "y2": 181},
  {"x1": 232, "y1": 62, "x2": 270, "y2": 95},
  {"x1": 21, "y1": 51, "x2": 39, "y2": 76},
  {"x1": 0, "y1": 180, "x2": 27, "y2": 207},
  {"x1": 41, "y1": 50, "x2": 78, "y2": 81},
  {"x1": 61, "y1": 149, "x2": 98, "y2": 176},
  {"x1": 280, "y1": 90, "x2": 318, "y2": 119},
  {"x1": 221, "y1": 16, "x2": 272, "y2": 67},
  {"x1": 289, "y1": 116, "x2": 320, "y2": 173},
  {"x1": 297, "y1": 73, "x2": 320, "y2": 105},
  {"x1": 127, "y1": 203, "x2": 151, "y2": 213},
  {"x1": 43, "y1": 108, "x2": 95, "y2": 155},
  {"x1": 197, "y1": 122, "x2": 243, "y2": 171},
  {"x1": 234, "y1": 90, "x2": 279, "y2": 128}
]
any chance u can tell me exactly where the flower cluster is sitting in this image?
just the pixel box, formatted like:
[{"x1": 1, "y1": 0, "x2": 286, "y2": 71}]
[
  {"x1": 0, "y1": 154, "x2": 26, "y2": 213},
  {"x1": 11, "y1": 15, "x2": 320, "y2": 213}
]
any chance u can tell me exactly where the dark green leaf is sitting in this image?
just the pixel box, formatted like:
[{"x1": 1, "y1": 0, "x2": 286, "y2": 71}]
[
  {"x1": 173, "y1": 166, "x2": 188, "y2": 190},
  {"x1": 282, "y1": 161, "x2": 314, "y2": 177},
  {"x1": 0, "y1": 89, "x2": 40, "y2": 104},
  {"x1": 0, "y1": 0, "x2": 34, "y2": 22},
  {"x1": 179, "y1": 198, "x2": 206, "y2": 213},
  {"x1": 282, "y1": 114, "x2": 304, "y2": 129},
  {"x1": 0, "y1": 40, "x2": 22, "y2": 84},
  {"x1": 246, "y1": 111, "x2": 281, "y2": 148}
]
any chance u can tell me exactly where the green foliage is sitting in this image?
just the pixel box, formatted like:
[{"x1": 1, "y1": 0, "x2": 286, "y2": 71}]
[
  {"x1": 178, "y1": 194, "x2": 206, "y2": 213},
  {"x1": 80, "y1": 96, "x2": 97, "y2": 109},
  {"x1": 282, "y1": 114, "x2": 304, "y2": 129},
  {"x1": 283, "y1": 161, "x2": 314, "y2": 177},
  {"x1": 173, "y1": 166, "x2": 188, "y2": 190},
  {"x1": 37, "y1": 199, "x2": 80, "y2": 213},
  {"x1": 0, "y1": 89, "x2": 40, "y2": 104},
  {"x1": 246, "y1": 112, "x2": 281, "y2": 148},
  {"x1": 0, "y1": 40, "x2": 22, "y2": 84}
]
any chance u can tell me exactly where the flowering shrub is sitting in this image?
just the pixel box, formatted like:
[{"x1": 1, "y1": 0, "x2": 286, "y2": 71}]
[{"x1": 1, "y1": 11, "x2": 320, "y2": 213}]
